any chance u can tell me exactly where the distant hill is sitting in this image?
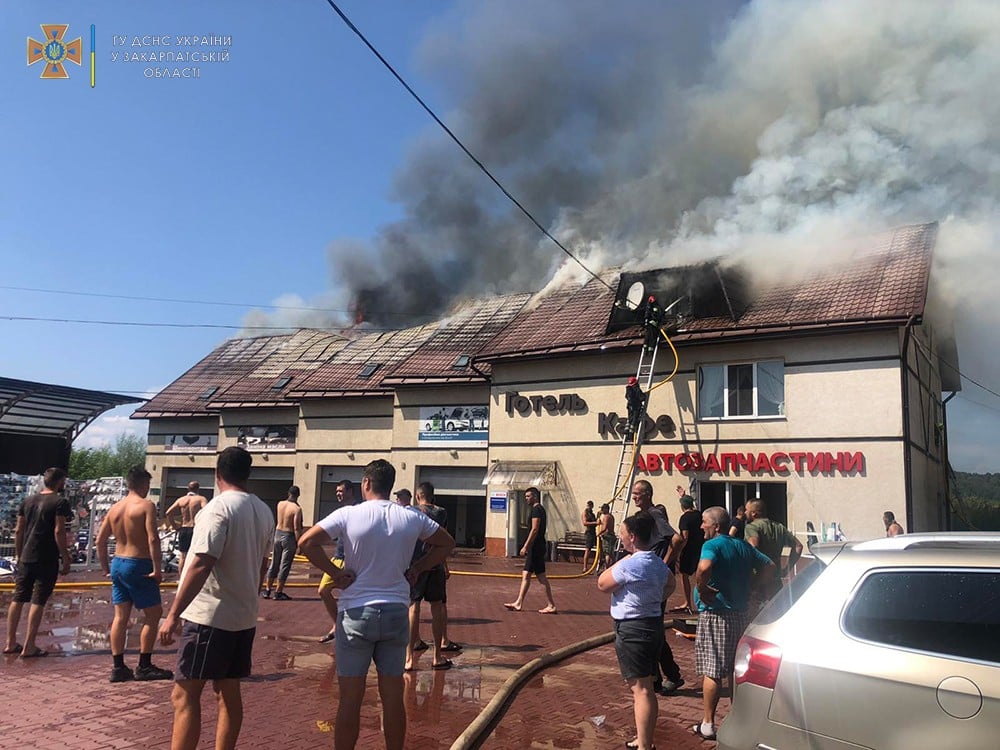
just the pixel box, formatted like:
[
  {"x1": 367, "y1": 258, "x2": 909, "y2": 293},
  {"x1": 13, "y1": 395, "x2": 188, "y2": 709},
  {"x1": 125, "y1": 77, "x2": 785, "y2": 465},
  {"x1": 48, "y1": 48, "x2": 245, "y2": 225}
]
[
  {"x1": 953, "y1": 471, "x2": 1000, "y2": 503},
  {"x1": 951, "y1": 471, "x2": 1000, "y2": 531}
]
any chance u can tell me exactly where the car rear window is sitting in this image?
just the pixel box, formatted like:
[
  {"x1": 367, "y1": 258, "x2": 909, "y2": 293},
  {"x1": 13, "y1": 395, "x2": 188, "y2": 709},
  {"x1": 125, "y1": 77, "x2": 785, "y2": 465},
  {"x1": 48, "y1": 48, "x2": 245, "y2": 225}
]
[
  {"x1": 752, "y1": 558, "x2": 826, "y2": 625},
  {"x1": 843, "y1": 569, "x2": 1000, "y2": 664}
]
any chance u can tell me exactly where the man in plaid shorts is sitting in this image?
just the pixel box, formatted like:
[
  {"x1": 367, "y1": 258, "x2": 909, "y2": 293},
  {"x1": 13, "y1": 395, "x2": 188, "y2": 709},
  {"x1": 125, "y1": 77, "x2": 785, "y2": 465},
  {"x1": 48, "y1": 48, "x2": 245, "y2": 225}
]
[{"x1": 692, "y1": 506, "x2": 774, "y2": 741}]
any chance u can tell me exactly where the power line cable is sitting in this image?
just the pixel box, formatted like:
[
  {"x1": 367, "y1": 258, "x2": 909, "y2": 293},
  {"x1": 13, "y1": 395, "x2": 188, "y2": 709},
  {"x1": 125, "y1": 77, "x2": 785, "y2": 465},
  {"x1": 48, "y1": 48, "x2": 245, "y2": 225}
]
[
  {"x1": 0, "y1": 314, "x2": 391, "y2": 333},
  {"x1": 0, "y1": 284, "x2": 422, "y2": 318},
  {"x1": 912, "y1": 337, "x2": 1000, "y2": 401},
  {"x1": 321, "y1": 0, "x2": 614, "y2": 293}
]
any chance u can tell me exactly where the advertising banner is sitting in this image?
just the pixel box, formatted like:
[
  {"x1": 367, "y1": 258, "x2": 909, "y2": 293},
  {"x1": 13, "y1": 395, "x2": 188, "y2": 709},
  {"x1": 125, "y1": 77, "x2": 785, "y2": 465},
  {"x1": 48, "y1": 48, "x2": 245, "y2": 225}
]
[
  {"x1": 236, "y1": 425, "x2": 296, "y2": 451},
  {"x1": 164, "y1": 434, "x2": 218, "y2": 452},
  {"x1": 418, "y1": 406, "x2": 488, "y2": 447}
]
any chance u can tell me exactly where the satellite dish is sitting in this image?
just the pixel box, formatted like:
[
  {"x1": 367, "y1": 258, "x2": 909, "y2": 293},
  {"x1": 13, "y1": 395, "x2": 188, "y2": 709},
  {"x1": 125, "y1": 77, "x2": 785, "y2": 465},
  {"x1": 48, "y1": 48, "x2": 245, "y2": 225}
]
[{"x1": 624, "y1": 281, "x2": 645, "y2": 311}]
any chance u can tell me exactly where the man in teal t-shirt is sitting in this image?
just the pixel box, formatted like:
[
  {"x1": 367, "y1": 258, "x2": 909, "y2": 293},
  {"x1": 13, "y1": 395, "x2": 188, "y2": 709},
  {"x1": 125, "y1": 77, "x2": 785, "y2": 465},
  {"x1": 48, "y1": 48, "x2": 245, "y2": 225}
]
[{"x1": 692, "y1": 507, "x2": 774, "y2": 741}]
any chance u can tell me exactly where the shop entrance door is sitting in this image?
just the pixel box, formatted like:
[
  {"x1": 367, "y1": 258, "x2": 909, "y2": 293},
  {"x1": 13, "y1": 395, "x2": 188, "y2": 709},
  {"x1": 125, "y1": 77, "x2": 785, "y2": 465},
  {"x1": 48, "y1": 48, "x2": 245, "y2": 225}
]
[{"x1": 697, "y1": 481, "x2": 787, "y2": 526}]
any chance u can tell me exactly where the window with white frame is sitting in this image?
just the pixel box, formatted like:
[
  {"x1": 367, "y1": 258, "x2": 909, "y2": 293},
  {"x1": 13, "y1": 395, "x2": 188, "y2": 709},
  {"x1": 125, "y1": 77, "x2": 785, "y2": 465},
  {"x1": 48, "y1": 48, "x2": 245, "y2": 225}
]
[{"x1": 698, "y1": 361, "x2": 784, "y2": 419}]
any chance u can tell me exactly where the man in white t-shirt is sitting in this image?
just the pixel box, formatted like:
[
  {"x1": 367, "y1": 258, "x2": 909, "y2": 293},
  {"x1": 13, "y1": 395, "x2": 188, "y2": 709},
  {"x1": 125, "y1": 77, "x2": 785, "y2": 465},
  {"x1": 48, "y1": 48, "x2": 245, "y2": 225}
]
[
  {"x1": 299, "y1": 459, "x2": 454, "y2": 750},
  {"x1": 159, "y1": 447, "x2": 275, "y2": 750}
]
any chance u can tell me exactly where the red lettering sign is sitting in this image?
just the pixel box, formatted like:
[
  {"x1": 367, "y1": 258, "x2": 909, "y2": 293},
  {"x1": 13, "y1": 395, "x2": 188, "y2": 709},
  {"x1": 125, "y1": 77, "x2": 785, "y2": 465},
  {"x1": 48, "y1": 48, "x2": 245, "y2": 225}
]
[{"x1": 635, "y1": 450, "x2": 867, "y2": 476}]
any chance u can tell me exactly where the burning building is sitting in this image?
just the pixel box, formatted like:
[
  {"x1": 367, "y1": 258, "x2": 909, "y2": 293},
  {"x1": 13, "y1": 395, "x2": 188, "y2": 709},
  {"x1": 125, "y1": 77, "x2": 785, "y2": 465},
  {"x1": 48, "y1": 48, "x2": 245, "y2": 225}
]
[{"x1": 135, "y1": 222, "x2": 956, "y2": 552}]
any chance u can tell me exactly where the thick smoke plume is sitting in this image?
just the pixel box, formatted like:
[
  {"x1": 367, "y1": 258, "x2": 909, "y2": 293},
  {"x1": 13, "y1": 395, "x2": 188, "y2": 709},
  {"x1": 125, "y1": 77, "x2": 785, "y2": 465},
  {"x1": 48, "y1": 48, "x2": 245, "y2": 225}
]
[
  {"x1": 321, "y1": 0, "x2": 1000, "y2": 328},
  {"x1": 250, "y1": 0, "x2": 1000, "y2": 467}
]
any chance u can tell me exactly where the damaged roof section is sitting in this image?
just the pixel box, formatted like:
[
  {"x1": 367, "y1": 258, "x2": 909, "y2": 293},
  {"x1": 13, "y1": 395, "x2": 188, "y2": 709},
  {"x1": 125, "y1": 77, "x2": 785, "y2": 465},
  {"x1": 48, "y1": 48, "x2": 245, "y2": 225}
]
[
  {"x1": 478, "y1": 222, "x2": 938, "y2": 362},
  {"x1": 136, "y1": 222, "x2": 945, "y2": 416},
  {"x1": 383, "y1": 293, "x2": 533, "y2": 386},
  {"x1": 134, "y1": 329, "x2": 349, "y2": 418},
  {"x1": 286, "y1": 324, "x2": 440, "y2": 399}
]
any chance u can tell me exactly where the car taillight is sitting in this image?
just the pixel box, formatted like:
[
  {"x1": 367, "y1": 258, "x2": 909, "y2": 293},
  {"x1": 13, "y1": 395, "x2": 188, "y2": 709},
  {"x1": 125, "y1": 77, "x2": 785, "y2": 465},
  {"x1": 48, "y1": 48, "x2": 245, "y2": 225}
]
[{"x1": 734, "y1": 636, "x2": 782, "y2": 689}]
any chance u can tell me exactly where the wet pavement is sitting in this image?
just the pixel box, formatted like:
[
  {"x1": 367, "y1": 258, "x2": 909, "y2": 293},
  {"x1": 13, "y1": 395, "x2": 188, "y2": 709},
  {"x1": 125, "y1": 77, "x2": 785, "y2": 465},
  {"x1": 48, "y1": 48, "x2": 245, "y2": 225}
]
[{"x1": 1, "y1": 557, "x2": 723, "y2": 749}]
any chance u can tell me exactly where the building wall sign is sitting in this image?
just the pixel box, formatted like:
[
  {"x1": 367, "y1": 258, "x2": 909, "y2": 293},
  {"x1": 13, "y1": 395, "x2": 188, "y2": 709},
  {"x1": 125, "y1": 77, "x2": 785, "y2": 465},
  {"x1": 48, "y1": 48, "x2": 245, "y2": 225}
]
[
  {"x1": 163, "y1": 434, "x2": 217, "y2": 452},
  {"x1": 418, "y1": 406, "x2": 489, "y2": 447},
  {"x1": 598, "y1": 413, "x2": 675, "y2": 440},
  {"x1": 236, "y1": 425, "x2": 296, "y2": 451},
  {"x1": 637, "y1": 451, "x2": 866, "y2": 476},
  {"x1": 489, "y1": 491, "x2": 508, "y2": 513},
  {"x1": 504, "y1": 392, "x2": 588, "y2": 416}
]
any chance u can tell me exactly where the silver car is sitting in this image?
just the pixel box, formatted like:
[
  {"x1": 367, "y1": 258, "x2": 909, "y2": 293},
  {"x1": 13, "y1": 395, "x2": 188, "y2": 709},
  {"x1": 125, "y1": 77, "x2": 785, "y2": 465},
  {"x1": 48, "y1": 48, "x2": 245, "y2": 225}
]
[{"x1": 718, "y1": 533, "x2": 999, "y2": 750}]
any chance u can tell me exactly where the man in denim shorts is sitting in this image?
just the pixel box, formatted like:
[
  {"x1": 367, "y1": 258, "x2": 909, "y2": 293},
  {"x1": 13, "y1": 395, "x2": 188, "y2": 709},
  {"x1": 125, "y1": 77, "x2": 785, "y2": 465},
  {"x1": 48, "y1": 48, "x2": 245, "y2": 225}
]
[
  {"x1": 299, "y1": 459, "x2": 454, "y2": 750},
  {"x1": 158, "y1": 447, "x2": 275, "y2": 750}
]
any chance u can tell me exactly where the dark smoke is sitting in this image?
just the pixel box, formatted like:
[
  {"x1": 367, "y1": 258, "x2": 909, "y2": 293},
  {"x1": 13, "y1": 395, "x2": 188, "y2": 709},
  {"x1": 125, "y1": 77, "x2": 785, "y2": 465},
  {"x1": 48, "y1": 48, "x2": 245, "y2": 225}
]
[{"x1": 329, "y1": 0, "x2": 745, "y2": 325}]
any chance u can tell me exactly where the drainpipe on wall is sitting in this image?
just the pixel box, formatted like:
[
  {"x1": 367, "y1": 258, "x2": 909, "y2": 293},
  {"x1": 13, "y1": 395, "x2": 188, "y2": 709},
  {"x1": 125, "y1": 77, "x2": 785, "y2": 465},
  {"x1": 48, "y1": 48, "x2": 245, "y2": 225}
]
[
  {"x1": 942, "y1": 391, "x2": 957, "y2": 531},
  {"x1": 900, "y1": 315, "x2": 917, "y2": 533}
]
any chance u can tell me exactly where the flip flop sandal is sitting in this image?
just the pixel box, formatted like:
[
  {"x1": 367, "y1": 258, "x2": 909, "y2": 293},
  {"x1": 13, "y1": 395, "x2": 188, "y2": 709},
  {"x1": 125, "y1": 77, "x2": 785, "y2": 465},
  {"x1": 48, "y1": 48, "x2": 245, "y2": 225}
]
[
  {"x1": 431, "y1": 659, "x2": 453, "y2": 670},
  {"x1": 440, "y1": 642, "x2": 462, "y2": 653},
  {"x1": 319, "y1": 632, "x2": 336, "y2": 644},
  {"x1": 691, "y1": 724, "x2": 717, "y2": 740},
  {"x1": 2, "y1": 644, "x2": 23, "y2": 655},
  {"x1": 22, "y1": 648, "x2": 49, "y2": 658},
  {"x1": 412, "y1": 640, "x2": 429, "y2": 651}
]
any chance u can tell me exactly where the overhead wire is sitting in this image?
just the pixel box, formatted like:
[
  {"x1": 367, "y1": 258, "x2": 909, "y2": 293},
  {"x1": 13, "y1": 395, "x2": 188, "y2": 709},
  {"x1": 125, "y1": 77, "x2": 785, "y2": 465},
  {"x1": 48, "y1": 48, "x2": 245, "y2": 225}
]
[
  {"x1": 0, "y1": 314, "x2": 400, "y2": 333},
  {"x1": 321, "y1": 0, "x2": 614, "y2": 293},
  {"x1": 0, "y1": 284, "x2": 425, "y2": 319}
]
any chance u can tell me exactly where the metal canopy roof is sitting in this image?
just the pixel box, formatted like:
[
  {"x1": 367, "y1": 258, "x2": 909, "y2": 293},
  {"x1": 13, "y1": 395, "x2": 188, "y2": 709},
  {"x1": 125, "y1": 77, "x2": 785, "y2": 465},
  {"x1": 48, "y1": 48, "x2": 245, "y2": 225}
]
[{"x1": 0, "y1": 377, "x2": 142, "y2": 442}]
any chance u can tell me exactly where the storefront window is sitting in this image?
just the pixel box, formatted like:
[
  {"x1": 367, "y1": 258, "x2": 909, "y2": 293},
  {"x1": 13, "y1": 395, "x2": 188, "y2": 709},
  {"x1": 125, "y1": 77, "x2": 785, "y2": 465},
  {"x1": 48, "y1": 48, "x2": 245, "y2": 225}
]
[{"x1": 698, "y1": 361, "x2": 784, "y2": 419}]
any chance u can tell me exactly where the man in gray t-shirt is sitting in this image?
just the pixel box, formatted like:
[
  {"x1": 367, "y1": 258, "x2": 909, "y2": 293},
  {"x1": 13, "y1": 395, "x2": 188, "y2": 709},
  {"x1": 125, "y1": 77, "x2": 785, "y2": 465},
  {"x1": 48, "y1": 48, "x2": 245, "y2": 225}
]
[{"x1": 159, "y1": 447, "x2": 274, "y2": 750}]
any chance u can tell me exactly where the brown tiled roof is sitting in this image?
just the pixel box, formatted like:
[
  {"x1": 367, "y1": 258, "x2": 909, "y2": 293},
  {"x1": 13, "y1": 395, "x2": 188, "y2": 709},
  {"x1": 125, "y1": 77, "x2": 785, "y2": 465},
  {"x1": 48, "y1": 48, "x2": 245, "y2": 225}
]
[
  {"x1": 286, "y1": 325, "x2": 440, "y2": 398},
  {"x1": 477, "y1": 222, "x2": 937, "y2": 361},
  {"x1": 133, "y1": 330, "x2": 348, "y2": 418},
  {"x1": 383, "y1": 294, "x2": 532, "y2": 385},
  {"x1": 136, "y1": 223, "x2": 937, "y2": 415}
]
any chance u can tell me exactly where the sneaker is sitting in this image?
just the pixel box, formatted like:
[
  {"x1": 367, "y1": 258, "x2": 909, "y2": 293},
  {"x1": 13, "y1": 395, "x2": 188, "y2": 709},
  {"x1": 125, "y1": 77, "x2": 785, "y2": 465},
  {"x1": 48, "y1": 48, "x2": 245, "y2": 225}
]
[
  {"x1": 135, "y1": 664, "x2": 174, "y2": 681},
  {"x1": 658, "y1": 678, "x2": 685, "y2": 695},
  {"x1": 260, "y1": 589, "x2": 271, "y2": 599},
  {"x1": 110, "y1": 665, "x2": 135, "y2": 683},
  {"x1": 274, "y1": 592, "x2": 292, "y2": 601}
]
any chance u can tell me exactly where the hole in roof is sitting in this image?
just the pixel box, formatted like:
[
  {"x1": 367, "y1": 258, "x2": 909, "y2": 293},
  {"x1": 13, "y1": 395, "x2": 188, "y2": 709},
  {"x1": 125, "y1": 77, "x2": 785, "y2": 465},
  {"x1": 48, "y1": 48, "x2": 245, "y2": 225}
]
[
  {"x1": 358, "y1": 363, "x2": 380, "y2": 379},
  {"x1": 452, "y1": 354, "x2": 471, "y2": 369},
  {"x1": 198, "y1": 386, "x2": 219, "y2": 400},
  {"x1": 271, "y1": 377, "x2": 292, "y2": 390}
]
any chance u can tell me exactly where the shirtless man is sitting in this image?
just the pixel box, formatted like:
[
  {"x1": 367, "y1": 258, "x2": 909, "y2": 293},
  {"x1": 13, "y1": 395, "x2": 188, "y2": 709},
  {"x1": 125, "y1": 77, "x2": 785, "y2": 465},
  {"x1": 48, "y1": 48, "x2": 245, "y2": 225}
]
[
  {"x1": 97, "y1": 466, "x2": 173, "y2": 683},
  {"x1": 883, "y1": 511, "x2": 905, "y2": 537},
  {"x1": 165, "y1": 481, "x2": 209, "y2": 573},
  {"x1": 597, "y1": 503, "x2": 616, "y2": 571},
  {"x1": 318, "y1": 479, "x2": 356, "y2": 643},
  {"x1": 263, "y1": 486, "x2": 304, "y2": 600}
]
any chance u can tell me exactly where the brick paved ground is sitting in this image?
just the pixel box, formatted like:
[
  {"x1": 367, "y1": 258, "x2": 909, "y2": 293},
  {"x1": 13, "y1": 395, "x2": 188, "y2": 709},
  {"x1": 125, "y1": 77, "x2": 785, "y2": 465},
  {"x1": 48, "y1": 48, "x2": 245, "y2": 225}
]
[{"x1": 0, "y1": 557, "x2": 723, "y2": 749}]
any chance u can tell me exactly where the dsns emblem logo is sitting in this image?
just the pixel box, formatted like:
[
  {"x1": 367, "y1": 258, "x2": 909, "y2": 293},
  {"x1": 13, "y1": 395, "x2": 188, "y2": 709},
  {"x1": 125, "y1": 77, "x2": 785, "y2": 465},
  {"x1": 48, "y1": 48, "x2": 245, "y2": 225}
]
[{"x1": 27, "y1": 24, "x2": 82, "y2": 79}]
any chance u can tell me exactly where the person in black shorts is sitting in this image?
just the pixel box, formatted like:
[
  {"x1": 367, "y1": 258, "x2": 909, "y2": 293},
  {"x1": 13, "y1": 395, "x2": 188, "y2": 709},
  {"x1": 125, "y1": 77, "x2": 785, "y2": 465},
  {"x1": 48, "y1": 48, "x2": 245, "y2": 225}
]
[
  {"x1": 405, "y1": 482, "x2": 461, "y2": 670},
  {"x1": 4, "y1": 467, "x2": 72, "y2": 658},
  {"x1": 581, "y1": 501, "x2": 599, "y2": 573},
  {"x1": 159, "y1": 448, "x2": 275, "y2": 750},
  {"x1": 503, "y1": 487, "x2": 557, "y2": 614},
  {"x1": 670, "y1": 488, "x2": 705, "y2": 614}
]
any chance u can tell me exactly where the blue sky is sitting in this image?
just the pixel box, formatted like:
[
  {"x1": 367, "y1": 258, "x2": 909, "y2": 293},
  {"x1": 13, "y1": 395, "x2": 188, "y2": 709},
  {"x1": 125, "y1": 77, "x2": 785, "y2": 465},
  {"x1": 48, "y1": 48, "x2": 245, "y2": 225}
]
[
  {"x1": 3, "y1": 1, "x2": 446, "y2": 444},
  {"x1": 3, "y1": 1, "x2": 998, "y2": 474}
]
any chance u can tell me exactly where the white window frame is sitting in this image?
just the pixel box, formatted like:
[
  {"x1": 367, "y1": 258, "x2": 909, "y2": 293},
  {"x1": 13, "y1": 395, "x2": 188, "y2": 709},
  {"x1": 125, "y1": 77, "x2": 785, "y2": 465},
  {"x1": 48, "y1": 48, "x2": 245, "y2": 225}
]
[{"x1": 697, "y1": 360, "x2": 785, "y2": 420}]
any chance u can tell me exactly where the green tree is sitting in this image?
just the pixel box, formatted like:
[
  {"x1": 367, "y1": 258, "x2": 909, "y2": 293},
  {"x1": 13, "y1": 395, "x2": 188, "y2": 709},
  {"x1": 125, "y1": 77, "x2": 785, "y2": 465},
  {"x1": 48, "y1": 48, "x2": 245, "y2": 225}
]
[{"x1": 70, "y1": 433, "x2": 148, "y2": 480}]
